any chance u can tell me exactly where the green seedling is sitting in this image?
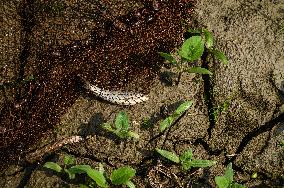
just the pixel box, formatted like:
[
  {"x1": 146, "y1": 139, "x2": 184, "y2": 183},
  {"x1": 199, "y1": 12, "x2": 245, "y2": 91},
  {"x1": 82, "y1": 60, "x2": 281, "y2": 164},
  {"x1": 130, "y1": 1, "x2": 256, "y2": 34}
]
[
  {"x1": 280, "y1": 140, "x2": 284, "y2": 147},
  {"x1": 110, "y1": 166, "x2": 136, "y2": 188},
  {"x1": 44, "y1": 155, "x2": 108, "y2": 188},
  {"x1": 159, "y1": 101, "x2": 193, "y2": 132},
  {"x1": 159, "y1": 29, "x2": 228, "y2": 84},
  {"x1": 212, "y1": 99, "x2": 232, "y2": 122},
  {"x1": 103, "y1": 111, "x2": 139, "y2": 139},
  {"x1": 44, "y1": 155, "x2": 137, "y2": 188},
  {"x1": 215, "y1": 163, "x2": 245, "y2": 188},
  {"x1": 156, "y1": 148, "x2": 216, "y2": 171}
]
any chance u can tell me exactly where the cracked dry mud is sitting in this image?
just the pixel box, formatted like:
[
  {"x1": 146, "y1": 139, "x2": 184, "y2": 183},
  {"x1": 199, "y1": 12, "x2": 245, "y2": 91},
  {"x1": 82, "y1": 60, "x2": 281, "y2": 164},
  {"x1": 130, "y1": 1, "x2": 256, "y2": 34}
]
[{"x1": 1, "y1": 0, "x2": 284, "y2": 187}]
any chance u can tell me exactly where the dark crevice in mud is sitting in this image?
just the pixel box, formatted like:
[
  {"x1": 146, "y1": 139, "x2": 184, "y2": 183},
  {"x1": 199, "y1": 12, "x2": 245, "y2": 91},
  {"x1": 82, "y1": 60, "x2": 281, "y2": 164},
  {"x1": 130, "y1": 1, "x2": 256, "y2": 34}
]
[
  {"x1": 232, "y1": 112, "x2": 284, "y2": 160},
  {"x1": 16, "y1": 161, "x2": 41, "y2": 188},
  {"x1": 17, "y1": 0, "x2": 36, "y2": 99},
  {"x1": 201, "y1": 49, "x2": 216, "y2": 139},
  {"x1": 193, "y1": 138, "x2": 223, "y2": 156}
]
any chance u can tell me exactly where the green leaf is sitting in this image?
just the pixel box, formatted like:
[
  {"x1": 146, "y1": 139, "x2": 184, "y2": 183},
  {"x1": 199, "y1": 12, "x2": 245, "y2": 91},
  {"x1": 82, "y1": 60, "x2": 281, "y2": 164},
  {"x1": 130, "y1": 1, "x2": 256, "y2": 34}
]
[
  {"x1": 203, "y1": 29, "x2": 214, "y2": 48},
  {"x1": 160, "y1": 101, "x2": 193, "y2": 132},
  {"x1": 212, "y1": 49, "x2": 228, "y2": 65},
  {"x1": 159, "y1": 116, "x2": 174, "y2": 132},
  {"x1": 215, "y1": 176, "x2": 230, "y2": 188},
  {"x1": 179, "y1": 36, "x2": 204, "y2": 62},
  {"x1": 174, "y1": 101, "x2": 193, "y2": 115},
  {"x1": 69, "y1": 165, "x2": 108, "y2": 188},
  {"x1": 64, "y1": 168, "x2": 76, "y2": 179},
  {"x1": 224, "y1": 163, "x2": 234, "y2": 184},
  {"x1": 189, "y1": 160, "x2": 216, "y2": 168},
  {"x1": 127, "y1": 131, "x2": 140, "y2": 139},
  {"x1": 180, "y1": 149, "x2": 193, "y2": 162},
  {"x1": 103, "y1": 123, "x2": 115, "y2": 132},
  {"x1": 180, "y1": 149, "x2": 193, "y2": 170},
  {"x1": 115, "y1": 111, "x2": 129, "y2": 131},
  {"x1": 186, "y1": 67, "x2": 213, "y2": 75},
  {"x1": 231, "y1": 183, "x2": 246, "y2": 188},
  {"x1": 125, "y1": 180, "x2": 136, "y2": 188},
  {"x1": 159, "y1": 52, "x2": 177, "y2": 65},
  {"x1": 64, "y1": 155, "x2": 75, "y2": 165},
  {"x1": 43, "y1": 162, "x2": 62, "y2": 173},
  {"x1": 110, "y1": 166, "x2": 136, "y2": 185},
  {"x1": 86, "y1": 169, "x2": 108, "y2": 188},
  {"x1": 156, "y1": 148, "x2": 180, "y2": 163}
]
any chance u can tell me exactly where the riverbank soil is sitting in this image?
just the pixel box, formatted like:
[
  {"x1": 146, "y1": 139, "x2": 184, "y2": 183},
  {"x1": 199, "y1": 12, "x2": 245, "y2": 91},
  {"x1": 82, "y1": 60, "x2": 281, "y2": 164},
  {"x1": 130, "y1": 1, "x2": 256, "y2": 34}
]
[{"x1": 1, "y1": 0, "x2": 283, "y2": 187}]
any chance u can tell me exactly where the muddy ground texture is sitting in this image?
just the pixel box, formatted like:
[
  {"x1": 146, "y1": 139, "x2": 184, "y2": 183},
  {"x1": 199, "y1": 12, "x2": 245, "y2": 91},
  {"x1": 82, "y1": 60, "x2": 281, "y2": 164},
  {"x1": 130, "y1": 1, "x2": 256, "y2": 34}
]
[{"x1": 1, "y1": 0, "x2": 284, "y2": 187}]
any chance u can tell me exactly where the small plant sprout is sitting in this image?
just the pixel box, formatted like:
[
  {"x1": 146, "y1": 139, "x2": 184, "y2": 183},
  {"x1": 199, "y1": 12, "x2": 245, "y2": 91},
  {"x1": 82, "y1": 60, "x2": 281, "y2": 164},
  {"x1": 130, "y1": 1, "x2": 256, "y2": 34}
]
[
  {"x1": 159, "y1": 28, "x2": 228, "y2": 84},
  {"x1": 44, "y1": 155, "x2": 137, "y2": 188},
  {"x1": 215, "y1": 163, "x2": 245, "y2": 188},
  {"x1": 159, "y1": 101, "x2": 193, "y2": 132},
  {"x1": 155, "y1": 148, "x2": 216, "y2": 171},
  {"x1": 110, "y1": 166, "x2": 136, "y2": 188},
  {"x1": 280, "y1": 140, "x2": 284, "y2": 147},
  {"x1": 103, "y1": 111, "x2": 139, "y2": 139},
  {"x1": 44, "y1": 155, "x2": 108, "y2": 187}
]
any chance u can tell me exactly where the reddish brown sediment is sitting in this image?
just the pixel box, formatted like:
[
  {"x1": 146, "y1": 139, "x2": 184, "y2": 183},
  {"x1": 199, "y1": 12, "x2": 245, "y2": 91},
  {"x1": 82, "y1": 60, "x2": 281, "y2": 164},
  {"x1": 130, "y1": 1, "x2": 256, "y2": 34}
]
[{"x1": 0, "y1": 0, "x2": 195, "y2": 165}]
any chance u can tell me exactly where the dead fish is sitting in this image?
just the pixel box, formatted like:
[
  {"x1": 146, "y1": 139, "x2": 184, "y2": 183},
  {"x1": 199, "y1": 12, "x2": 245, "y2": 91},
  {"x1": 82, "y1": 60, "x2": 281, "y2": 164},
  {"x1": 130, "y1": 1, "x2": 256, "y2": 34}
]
[{"x1": 84, "y1": 81, "x2": 149, "y2": 105}]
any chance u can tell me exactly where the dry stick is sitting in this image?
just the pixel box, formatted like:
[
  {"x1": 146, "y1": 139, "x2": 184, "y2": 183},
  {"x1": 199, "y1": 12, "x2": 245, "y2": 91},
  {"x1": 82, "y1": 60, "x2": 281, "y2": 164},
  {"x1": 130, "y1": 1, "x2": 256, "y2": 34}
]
[{"x1": 25, "y1": 136, "x2": 84, "y2": 163}]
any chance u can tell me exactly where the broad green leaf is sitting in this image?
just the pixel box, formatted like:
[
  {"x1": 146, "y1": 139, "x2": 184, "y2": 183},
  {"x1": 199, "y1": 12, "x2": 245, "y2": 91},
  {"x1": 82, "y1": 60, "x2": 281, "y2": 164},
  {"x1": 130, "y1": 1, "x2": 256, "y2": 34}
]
[
  {"x1": 110, "y1": 166, "x2": 136, "y2": 185},
  {"x1": 159, "y1": 52, "x2": 177, "y2": 65},
  {"x1": 203, "y1": 29, "x2": 214, "y2": 48},
  {"x1": 156, "y1": 148, "x2": 180, "y2": 163},
  {"x1": 115, "y1": 111, "x2": 129, "y2": 131},
  {"x1": 231, "y1": 183, "x2": 245, "y2": 188},
  {"x1": 186, "y1": 67, "x2": 213, "y2": 75},
  {"x1": 174, "y1": 101, "x2": 193, "y2": 115},
  {"x1": 180, "y1": 149, "x2": 193, "y2": 170},
  {"x1": 159, "y1": 116, "x2": 174, "y2": 132},
  {"x1": 125, "y1": 180, "x2": 136, "y2": 188},
  {"x1": 189, "y1": 160, "x2": 216, "y2": 168},
  {"x1": 179, "y1": 36, "x2": 204, "y2": 62},
  {"x1": 86, "y1": 169, "x2": 108, "y2": 188},
  {"x1": 69, "y1": 165, "x2": 108, "y2": 188},
  {"x1": 64, "y1": 155, "x2": 75, "y2": 165},
  {"x1": 212, "y1": 49, "x2": 228, "y2": 65},
  {"x1": 68, "y1": 165, "x2": 91, "y2": 174},
  {"x1": 215, "y1": 176, "x2": 230, "y2": 188},
  {"x1": 224, "y1": 163, "x2": 234, "y2": 184},
  {"x1": 43, "y1": 162, "x2": 62, "y2": 173}
]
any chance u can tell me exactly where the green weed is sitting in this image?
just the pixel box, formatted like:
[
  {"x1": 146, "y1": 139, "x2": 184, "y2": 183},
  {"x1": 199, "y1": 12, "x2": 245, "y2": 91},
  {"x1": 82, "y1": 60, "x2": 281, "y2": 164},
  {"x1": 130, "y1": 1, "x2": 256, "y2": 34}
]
[
  {"x1": 159, "y1": 29, "x2": 228, "y2": 84},
  {"x1": 44, "y1": 155, "x2": 136, "y2": 188},
  {"x1": 103, "y1": 111, "x2": 139, "y2": 139},
  {"x1": 280, "y1": 140, "x2": 284, "y2": 147},
  {"x1": 215, "y1": 163, "x2": 245, "y2": 188},
  {"x1": 159, "y1": 101, "x2": 193, "y2": 132},
  {"x1": 156, "y1": 148, "x2": 216, "y2": 171}
]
